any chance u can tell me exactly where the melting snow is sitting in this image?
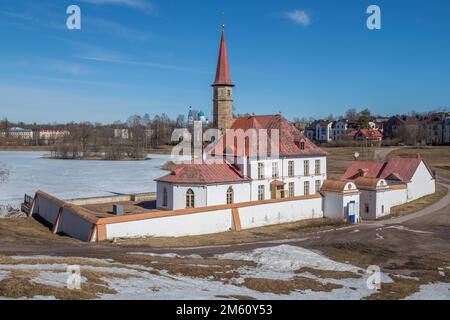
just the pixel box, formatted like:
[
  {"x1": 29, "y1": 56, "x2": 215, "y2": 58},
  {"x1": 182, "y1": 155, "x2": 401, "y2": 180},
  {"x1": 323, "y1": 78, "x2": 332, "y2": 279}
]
[
  {"x1": 0, "y1": 270, "x2": 9, "y2": 281},
  {"x1": 404, "y1": 282, "x2": 450, "y2": 300},
  {"x1": 30, "y1": 271, "x2": 87, "y2": 288},
  {"x1": 216, "y1": 245, "x2": 361, "y2": 273}
]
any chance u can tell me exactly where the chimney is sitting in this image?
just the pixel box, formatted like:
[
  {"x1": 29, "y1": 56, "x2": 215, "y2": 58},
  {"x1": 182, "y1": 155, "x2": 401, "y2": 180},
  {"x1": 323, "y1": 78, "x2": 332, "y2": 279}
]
[{"x1": 112, "y1": 204, "x2": 124, "y2": 216}]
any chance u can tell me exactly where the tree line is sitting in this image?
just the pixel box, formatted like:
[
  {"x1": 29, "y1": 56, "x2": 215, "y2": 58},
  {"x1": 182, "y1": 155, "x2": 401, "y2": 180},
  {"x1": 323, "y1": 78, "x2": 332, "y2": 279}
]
[{"x1": 0, "y1": 113, "x2": 185, "y2": 160}]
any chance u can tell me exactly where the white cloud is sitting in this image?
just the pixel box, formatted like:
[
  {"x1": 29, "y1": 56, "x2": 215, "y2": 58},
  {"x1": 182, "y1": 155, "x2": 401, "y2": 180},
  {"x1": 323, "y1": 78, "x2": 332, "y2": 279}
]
[
  {"x1": 46, "y1": 60, "x2": 92, "y2": 76},
  {"x1": 285, "y1": 10, "x2": 311, "y2": 26},
  {"x1": 86, "y1": 16, "x2": 152, "y2": 41},
  {"x1": 79, "y1": 0, "x2": 154, "y2": 13}
]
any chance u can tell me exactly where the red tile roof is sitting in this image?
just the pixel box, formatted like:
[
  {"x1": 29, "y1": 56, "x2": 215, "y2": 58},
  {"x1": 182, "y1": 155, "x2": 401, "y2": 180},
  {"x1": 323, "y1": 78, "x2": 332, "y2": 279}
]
[
  {"x1": 346, "y1": 129, "x2": 383, "y2": 139},
  {"x1": 212, "y1": 30, "x2": 233, "y2": 86},
  {"x1": 155, "y1": 161, "x2": 249, "y2": 185},
  {"x1": 270, "y1": 180, "x2": 285, "y2": 187},
  {"x1": 342, "y1": 156, "x2": 434, "y2": 183},
  {"x1": 209, "y1": 114, "x2": 327, "y2": 158},
  {"x1": 346, "y1": 130, "x2": 358, "y2": 137},
  {"x1": 358, "y1": 129, "x2": 383, "y2": 139}
]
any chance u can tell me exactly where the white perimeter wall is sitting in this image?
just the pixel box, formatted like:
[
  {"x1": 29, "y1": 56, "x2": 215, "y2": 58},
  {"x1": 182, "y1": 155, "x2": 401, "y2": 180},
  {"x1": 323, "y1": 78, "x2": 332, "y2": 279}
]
[
  {"x1": 32, "y1": 196, "x2": 60, "y2": 225},
  {"x1": 374, "y1": 188, "x2": 408, "y2": 218},
  {"x1": 56, "y1": 208, "x2": 94, "y2": 242},
  {"x1": 238, "y1": 197, "x2": 323, "y2": 229},
  {"x1": 106, "y1": 208, "x2": 234, "y2": 239},
  {"x1": 360, "y1": 188, "x2": 408, "y2": 219},
  {"x1": 105, "y1": 196, "x2": 323, "y2": 240},
  {"x1": 407, "y1": 161, "x2": 436, "y2": 201},
  {"x1": 32, "y1": 193, "x2": 95, "y2": 242}
]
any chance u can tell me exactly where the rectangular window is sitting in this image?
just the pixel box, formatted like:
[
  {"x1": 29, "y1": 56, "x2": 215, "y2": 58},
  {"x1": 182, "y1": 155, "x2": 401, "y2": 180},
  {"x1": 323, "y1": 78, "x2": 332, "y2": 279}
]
[
  {"x1": 304, "y1": 160, "x2": 309, "y2": 176},
  {"x1": 288, "y1": 161, "x2": 294, "y2": 177},
  {"x1": 272, "y1": 162, "x2": 279, "y2": 178},
  {"x1": 258, "y1": 162, "x2": 264, "y2": 179},
  {"x1": 315, "y1": 180, "x2": 321, "y2": 193},
  {"x1": 288, "y1": 182, "x2": 295, "y2": 197},
  {"x1": 304, "y1": 181, "x2": 310, "y2": 196},
  {"x1": 258, "y1": 185, "x2": 265, "y2": 201},
  {"x1": 315, "y1": 160, "x2": 321, "y2": 175}
]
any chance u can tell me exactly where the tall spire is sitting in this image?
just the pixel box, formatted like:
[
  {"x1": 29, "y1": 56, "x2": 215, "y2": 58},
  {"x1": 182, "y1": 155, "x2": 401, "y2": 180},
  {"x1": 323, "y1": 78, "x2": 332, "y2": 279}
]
[{"x1": 212, "y1": 23, "x2": 233, "y2": 87}]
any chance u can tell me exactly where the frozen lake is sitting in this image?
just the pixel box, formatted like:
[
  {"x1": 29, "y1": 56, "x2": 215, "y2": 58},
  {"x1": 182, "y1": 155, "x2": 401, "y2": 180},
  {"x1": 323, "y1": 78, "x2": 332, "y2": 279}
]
[{"x1": 0, "y1": 151, "x2": 171, "y2": 207}]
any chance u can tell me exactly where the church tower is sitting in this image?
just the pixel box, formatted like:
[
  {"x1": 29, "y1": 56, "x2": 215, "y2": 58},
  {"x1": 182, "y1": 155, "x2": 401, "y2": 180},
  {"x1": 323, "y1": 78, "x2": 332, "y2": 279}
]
[{"x1": 212, "y1": 24, "x2": 234, "y2": 134}]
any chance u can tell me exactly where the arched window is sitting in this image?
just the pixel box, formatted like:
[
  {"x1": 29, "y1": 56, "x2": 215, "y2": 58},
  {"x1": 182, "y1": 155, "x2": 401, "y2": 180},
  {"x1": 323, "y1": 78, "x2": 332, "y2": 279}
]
[
  {"x1": 226, "y1": 187, "x2": 234, "y2": 204},
  {"x1": 186, "y1": 189, "x2": 195, "y2": 208},
  {"x1": 162, "y1": 188, "x2": 168, "y2": 207}
]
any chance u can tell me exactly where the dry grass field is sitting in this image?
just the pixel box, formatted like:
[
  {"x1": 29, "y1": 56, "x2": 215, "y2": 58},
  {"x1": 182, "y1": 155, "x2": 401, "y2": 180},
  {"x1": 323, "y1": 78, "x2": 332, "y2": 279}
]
[
  {"x1": 322, "y1": 146, "x2": 376, "y2": 179},
  {"x1": 386, "y1": 184, "x2": 448, "y2": 219},
  {"x1": 386, "y1": 146, "x2": 450, "y2": 180}
]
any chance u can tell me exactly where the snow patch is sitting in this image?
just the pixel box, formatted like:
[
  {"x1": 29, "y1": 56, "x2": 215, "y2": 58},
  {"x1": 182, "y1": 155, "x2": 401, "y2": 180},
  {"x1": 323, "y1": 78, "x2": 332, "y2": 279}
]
[
  {"x1": 404, "y1": 282, "x2": 450, "y2": 300},
  {"x1": 0, "y1": 270, "x2": 9, "y2": 281},
  {"x1": 216, "y1": 245, "x2": 361, "y2": 273},
  {"x1": 30, "y1": 271, "x2": 87, "y2": 288}
]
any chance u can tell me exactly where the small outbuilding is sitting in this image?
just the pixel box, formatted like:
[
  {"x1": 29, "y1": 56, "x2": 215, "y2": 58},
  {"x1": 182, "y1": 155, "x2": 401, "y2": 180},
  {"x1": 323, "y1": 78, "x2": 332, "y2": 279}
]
[{"x1": 321, "y1": 180, "x2": 360, "y2": 223}]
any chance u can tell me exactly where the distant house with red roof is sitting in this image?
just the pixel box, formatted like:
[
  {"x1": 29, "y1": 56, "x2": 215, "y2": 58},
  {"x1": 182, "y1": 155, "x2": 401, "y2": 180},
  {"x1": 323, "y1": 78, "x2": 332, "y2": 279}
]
[{"x1": 345, "y1": 129, "x2": 383, "y2": 146}]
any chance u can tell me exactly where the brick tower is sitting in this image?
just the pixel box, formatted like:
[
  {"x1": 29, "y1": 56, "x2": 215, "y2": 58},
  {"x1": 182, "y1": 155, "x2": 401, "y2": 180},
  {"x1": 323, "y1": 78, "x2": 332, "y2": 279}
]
[{"x1": 212, "y1": 25, "x2": 234, "y2": 134}]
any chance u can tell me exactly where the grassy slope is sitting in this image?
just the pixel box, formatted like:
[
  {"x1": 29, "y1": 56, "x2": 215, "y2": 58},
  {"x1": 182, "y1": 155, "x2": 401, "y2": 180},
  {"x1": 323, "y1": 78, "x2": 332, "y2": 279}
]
[{"x1": 387, "y1": 146, "x2": 450, "y2": 180}]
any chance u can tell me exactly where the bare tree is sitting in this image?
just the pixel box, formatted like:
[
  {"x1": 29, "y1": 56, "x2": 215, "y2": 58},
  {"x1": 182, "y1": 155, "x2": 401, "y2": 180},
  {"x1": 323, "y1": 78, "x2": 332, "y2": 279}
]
[{"x1": 345, "y1": 108, "x2": 359, "y2": 122}]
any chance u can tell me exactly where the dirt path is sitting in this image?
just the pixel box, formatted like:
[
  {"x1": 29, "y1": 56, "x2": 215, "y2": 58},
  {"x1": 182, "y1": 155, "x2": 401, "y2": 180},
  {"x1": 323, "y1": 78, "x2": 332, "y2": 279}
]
[{"x1": 373, "y1": 146, "x2": 405, "y2": 161}]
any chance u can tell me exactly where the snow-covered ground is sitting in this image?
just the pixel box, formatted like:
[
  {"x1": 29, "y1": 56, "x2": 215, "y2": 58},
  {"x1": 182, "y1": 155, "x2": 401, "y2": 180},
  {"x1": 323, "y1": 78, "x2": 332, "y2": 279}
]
[
  {"x1": 0, "y1": 245, "x2": 398, "y2": 300},
  {"x1": 0, "y1": 151, "x2": 170, "y2": 207},
  {"x1": 0, "y1": 246, "x2": 448, "y2": 300},
  {"x1": 217, "y1": 245, "x2": 362, "y2": 274}
]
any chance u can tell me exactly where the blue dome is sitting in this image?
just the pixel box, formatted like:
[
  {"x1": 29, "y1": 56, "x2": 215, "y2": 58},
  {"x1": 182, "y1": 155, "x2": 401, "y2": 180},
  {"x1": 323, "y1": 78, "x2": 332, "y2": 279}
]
[{"x1": 198, "y1": 111, "x2": 205, "y2": 117}]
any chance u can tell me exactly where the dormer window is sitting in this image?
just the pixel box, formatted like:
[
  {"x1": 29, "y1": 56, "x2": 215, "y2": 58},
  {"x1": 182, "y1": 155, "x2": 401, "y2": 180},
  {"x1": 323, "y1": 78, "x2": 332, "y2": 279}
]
[{"x1": 300, "y1": 142, "x2": 305, "y2": 150}]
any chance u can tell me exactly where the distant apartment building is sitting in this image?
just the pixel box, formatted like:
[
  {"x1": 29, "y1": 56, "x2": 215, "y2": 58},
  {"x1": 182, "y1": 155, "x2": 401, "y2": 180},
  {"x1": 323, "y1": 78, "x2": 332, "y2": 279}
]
[
  {"x1": 444, "y1": 117, "x2": 450, "y2": 144},
  {"x1": 306, "y1": 120, "x2": 333, "y2": 142},
  {"x1": 384, "y1": 113, "x2": 449, "y2": 145},
  {"x1": 424, "y1": 115, "x2": 444, "y2": 145},
  {"x1": 114, "y1": 128, "x2": 130, "y2": 140},
  {"x1": 2, "y1": 127, "x2": 34, "y2": 140},
  {"x1": 33, "y1": 127, "x2": 69, "y2": 144},
  {"x1": 332, "y1": 120, "x2": 348, "y2": 140},
  {"x1": 383, "y1": 115, "x2": 426, "y2": 143},
  {"x1": 374, "y1": 117, "x2": 389, "y2": 132}
]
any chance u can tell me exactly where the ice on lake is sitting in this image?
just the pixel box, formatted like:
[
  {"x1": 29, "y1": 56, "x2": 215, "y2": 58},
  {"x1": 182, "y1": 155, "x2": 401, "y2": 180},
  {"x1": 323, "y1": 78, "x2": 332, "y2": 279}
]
[{"x1": 0, "y1": 151, "x2": 171, "y2": 207}]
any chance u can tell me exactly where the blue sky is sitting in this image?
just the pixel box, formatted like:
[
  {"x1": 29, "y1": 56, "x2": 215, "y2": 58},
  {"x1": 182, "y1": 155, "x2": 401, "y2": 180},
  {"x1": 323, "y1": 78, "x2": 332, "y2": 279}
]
[{"x1": 0, "y1": 0, "x2": 449, "y2": 124}]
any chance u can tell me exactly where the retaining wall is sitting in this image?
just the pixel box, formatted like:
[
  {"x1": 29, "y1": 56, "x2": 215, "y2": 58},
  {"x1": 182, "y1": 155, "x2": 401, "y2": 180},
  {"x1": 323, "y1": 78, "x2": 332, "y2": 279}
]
[{"x1": 30, "y1": 190, "x2": 323, "y2": 242}]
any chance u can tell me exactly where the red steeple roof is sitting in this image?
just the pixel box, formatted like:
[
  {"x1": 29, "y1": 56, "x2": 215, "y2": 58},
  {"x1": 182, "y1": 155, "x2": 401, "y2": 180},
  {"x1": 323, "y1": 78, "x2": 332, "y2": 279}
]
[{"x1": 212, "y1": 29, "x2": 233, "y2": 86}]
